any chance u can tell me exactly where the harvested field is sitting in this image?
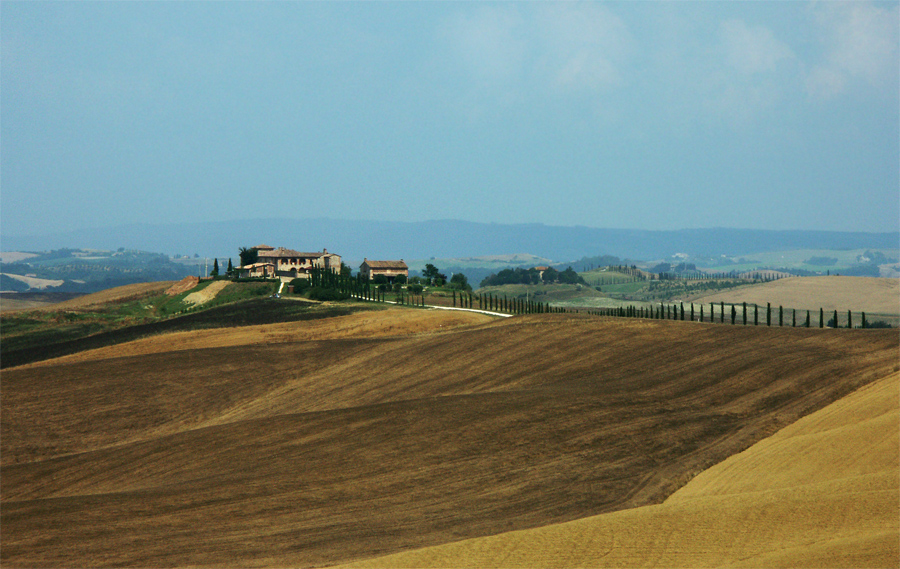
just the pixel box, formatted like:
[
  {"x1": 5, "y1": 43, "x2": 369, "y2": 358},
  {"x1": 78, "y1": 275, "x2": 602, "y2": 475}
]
[
  {"x1": 183, "y1": 280, "x2": 230, "y2": 306},
  {"x1": 20, "y1": 307, "x2": 493, "y2": 367},
  {"x1": 2, "y1": 312, "x2": 898, "y2": 568},
  {"x1": 38, "y1": 281, "x2": 176, "y2": 310},
  {"x1": 165, "y1": 275, "x2": 200, "y2": 296},
  {"x1": 691, "y1": 276, "x2": 899, "y2": 315},
  {"x1": 350, "y1": 372, "x2": 899, "y2": 568},
  {"x1": 0, "y1": 292, "x2": 85, "y2": 313},
  {"x1": 0, "y1": 273, "x2": 64, "y2": 290}
]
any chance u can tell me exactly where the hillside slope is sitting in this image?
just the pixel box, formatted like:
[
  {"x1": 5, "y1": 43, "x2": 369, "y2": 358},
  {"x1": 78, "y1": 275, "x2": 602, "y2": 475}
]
[
  {"x1": 347, "y1": 372, "x2": 898, "y2": 568},
  {"x1": 689, "y1": 276, "x2": 899, "y2": 315},
  {"x1": 2, "y1": 312, "x2": 898, "y2": 568}
]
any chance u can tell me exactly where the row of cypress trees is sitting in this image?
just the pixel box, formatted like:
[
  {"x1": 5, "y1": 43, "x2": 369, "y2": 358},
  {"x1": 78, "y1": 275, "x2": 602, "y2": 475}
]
[
  {"x1": 308, "y1": 267, "x2": 872, "y2": 329},
  {"x1": 592, "y1": 301, "x2": 870, "y2": 329}
]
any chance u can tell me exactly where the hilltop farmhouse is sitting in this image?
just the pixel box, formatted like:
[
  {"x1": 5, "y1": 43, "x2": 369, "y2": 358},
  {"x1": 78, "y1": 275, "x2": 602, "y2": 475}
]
[
  {"x1": 236, "y1": 245, "x2": 341, "y2": 281},
  {"x1": 360, "y1": 259, "x2": 408, "y2": 283}
]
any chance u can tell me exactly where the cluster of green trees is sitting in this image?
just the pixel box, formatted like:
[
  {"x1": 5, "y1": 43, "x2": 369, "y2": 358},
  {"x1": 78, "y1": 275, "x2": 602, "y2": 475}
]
[{"x1": 480, "y1": 266, "x2": 584, "y2": 287}]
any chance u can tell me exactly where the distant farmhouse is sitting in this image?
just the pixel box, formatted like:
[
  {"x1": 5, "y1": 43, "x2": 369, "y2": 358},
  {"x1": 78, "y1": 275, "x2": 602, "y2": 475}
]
[
  {"x1": 359, "y1": 259, "x2": 408, "y2": 283},
  {"x1": 236, "y1": 245, "x2": 341, "y2": 281}
]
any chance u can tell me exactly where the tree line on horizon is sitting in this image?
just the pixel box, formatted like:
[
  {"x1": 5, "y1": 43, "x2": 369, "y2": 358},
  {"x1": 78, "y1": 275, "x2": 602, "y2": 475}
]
[{"x1": 480, "y1": 266, "x2": 585, "y2": 287}]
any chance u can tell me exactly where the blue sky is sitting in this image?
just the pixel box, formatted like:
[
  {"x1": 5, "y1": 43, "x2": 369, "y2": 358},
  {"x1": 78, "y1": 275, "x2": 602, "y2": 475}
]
[{"x1": 2, "y1": 1, "x2": 898, "y2": 237}]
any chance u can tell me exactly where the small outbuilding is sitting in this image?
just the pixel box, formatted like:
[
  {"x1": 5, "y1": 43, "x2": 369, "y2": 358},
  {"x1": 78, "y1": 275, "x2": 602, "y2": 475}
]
[{"x1": 360, "y1": 259, "x2": 408, "y2": 283}]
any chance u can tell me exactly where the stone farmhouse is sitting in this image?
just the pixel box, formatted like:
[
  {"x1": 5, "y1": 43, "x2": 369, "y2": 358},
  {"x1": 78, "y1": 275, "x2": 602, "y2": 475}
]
[
  {"x1": 236, "y1": 245, "x2": 342, "y2": 281},
  {"x1": 359, "y1": 259, "x2": 408, "y2": 283}
]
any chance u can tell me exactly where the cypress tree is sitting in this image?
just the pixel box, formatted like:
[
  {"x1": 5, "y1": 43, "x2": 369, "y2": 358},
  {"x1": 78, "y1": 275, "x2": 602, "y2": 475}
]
[
  {"x1": 700, "y1": 305, "x2": 704, "y2": 323},
  {"x1": 754, "y1": 304, "x2": 758, "y2": 326},
  {"x1": 779, "y1": 305, "x2": 783, "y2": 327},
  {"x1": 680, "y1": 303, "x2": 685, "y2": 320},
  {"x1": 731, "y1": 305, "x2": 736, "y2": 324},
  {"x1": 862, "y1": 312, "x2": 867, "y2": 329},
  {"x1": 690, "y1": 303, "x2": 695, "y2": 321},
  {"x1": 820, "y1": 307, "x2": 824, "y2": 328},
  {"x1": 720, "y1": 301, "x2": 725, "y2": 323},
  {"x1": 767, "y1": 303, "x2": 771, "y2": 326},
  {"x1": 833, "y1": 309, "x2": 838, "y2": 328},
  {"x1": 452, "y1": 290, "x2": 457, "y2": 307},
  {"x1": 847, "y1": 310, "x2": 852, "y2": 329},
  {"x1": 792, "y1": 309, "x2": 796, "y2": 327},
  {"x1": 227, "y1": 258, "x2": 234, "y2": 275},
  {"x1": 806, "y1": 310, "x2": 810, "y2": 327}
]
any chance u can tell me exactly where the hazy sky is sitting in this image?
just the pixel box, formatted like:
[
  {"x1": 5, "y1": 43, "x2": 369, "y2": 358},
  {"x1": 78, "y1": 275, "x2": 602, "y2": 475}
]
[{"x1": 2, "y1": 1, "x2": 898, "y2": 237}]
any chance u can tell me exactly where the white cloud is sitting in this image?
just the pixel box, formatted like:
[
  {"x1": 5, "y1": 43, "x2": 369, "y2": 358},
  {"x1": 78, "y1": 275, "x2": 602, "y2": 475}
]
[
  {"x1": 442, "y1": 6, "x2": 527, "y2": 82},
  {"x1": 720, "y1": 19, "x2": 794, "y2": 75},
  {"x1": 442, "y1": 4, "x2": 632, "y2": 94},
  {"x1": 807, "y1": 1, "x2": 899, "y2": 98},
  {"x1": 534, "y1": 3, "x2": 632, "y2": 91}
]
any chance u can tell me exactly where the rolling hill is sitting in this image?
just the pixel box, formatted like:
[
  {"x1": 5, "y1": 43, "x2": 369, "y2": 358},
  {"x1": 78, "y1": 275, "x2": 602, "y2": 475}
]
[
  {"x1": 690, "y1": 276, "x2": 899, "y2": 316},
  {"x1": 2, "y1": 307, "x2": 898, "y2": 567},
  {"x1": 343, "y1": 371, "x2": 898, "y2": 568}
]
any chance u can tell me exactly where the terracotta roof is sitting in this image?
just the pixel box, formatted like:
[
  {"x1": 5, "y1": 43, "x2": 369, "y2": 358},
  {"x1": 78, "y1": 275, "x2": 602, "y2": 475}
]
[
  {"x1": 362, "y1": 260, "x2": 408, "y2": 269},
  {"x1": 534, "y1": 266, "x2": 550, "y2": 271},
  {"x1": 257, "y1": 248, "x2": 324, "y2": 258},
  {"x1": 254, "y1": 244, "x2": 275, "y2": 251}
]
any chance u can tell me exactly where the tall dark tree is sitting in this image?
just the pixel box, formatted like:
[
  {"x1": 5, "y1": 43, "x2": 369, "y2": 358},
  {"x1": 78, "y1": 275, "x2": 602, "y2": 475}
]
[
  {"x1": 423, "y1": 263, "x2": 441, "y2": 285},
  {"x1": 805, "y1": 310, "x2": 811, "y2": 328},
  {"x1": 820, "y1": 307, "x2": 825, "y2": 328},
  {"x1": 847, "y1": 310, "x2": 852, "y2": 329},
  {"x1": 238, "y1": 247, "x2": 258, "y2": 267},
  {"x1": 767, "y1": 303, "x2": 772, "y2": 326},
  {"x1": 210, "y1": 258, "x2": 219, "y2": 277},
  {"x1": 742, "y1": 302, "x2": 747, "y2": 325},
  {"x1": 226, "y1": 258, "x2": 234, "y2": 276},
  {"x1": 731, "y1": 305, "x2": 736, "y2": 324},
  {"x1": 779, "y1": 305, "x2": 783, "y2": 327}
]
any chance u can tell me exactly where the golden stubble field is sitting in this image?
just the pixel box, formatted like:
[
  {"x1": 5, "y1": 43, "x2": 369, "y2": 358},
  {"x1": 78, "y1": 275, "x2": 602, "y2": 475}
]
[
  {"x1": 2, "y1": 306, "x2": 898, "y2": 568},
  {"x1": 692, "y1": 276, "x2": 899, "y2": 316}
]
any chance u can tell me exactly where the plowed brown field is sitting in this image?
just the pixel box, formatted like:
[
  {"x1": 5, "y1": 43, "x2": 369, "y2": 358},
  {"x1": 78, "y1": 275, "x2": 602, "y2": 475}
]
[
  {"x1": 347, "y1": 372, "x2": 899, "y2": 568},
  {"x1": 2, "y1": 310, "x2": 898, "y2": 568}
]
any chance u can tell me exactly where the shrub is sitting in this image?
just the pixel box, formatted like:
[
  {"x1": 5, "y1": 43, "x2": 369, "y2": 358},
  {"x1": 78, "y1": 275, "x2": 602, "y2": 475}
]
[
  {"x1": 867, "y1": 320, "x2": 893, "y2": 329},
  {"x1": 307, "y1": 287, "x2": 350, "y2": 301},
  {"x1": 290, "y1": 278, "x2": 311, "y2": 294}
]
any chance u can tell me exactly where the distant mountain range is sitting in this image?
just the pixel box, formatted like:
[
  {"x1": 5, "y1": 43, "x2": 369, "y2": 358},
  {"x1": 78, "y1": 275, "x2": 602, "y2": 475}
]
[{"x1": 3, "y1": 218, "x2": 898, "y2": 266}]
